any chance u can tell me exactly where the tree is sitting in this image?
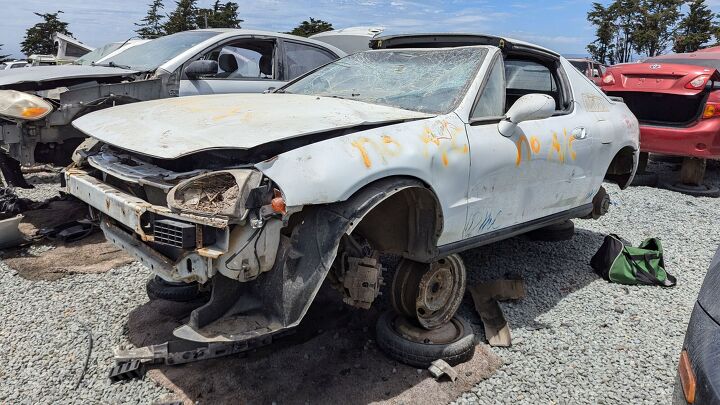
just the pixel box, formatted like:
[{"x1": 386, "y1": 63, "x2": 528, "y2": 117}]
[
  {"x1": 163, "y1": 0, "x2": 198, "y2": 34},
  {"x1": 196, "y1": 1, "x2": 242, "y2": 28},
  {"x1": 0, "y1": 45, "x2": 11, "y2": 62},
  {"x1": 587, "y1": 3, "x2": 616, "y2": 64},
  {"x1": 136, "y1": 0, "x2": 166, "y2": 39},
  {"x1": 633, "y1": 0, "x2": 683, "y2": 57},
  {"x1": 287, "y1": 18, "x2": 333, "y2": 37},
  {"x1": 674, "y1": 0, "x2": 717, "y2": 53},
  {"x1": 20, "y1": 11, "x2": 72, "y2": 56}
]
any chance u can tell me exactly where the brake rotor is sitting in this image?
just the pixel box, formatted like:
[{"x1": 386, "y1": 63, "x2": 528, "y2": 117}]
[{"x1": 391, "y1": 254, "x2": 467, "y2": 330}]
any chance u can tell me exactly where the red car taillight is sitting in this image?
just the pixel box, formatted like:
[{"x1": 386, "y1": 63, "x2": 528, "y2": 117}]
[
  {"x1": 601, "y1": 72, "x2": 615, "y2": 85},
  {"x1": 686, "y1": 75, "x2": 710, "y2": 90}
]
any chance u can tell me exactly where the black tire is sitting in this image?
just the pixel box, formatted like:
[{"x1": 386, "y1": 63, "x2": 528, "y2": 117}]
[
  {"x1": 375, "y1": 311, "x2": 475, "y2": 368},
  {"x1": 661, "y1": 181, "x2": 720, "y2": 198},
  {"x1": 637, "y1": 152, "x2": 649, "y2": 174},
  {"x1": 146, "y1": 276, "x2": 200, "y2": 302},
  {"x1": 526, "y1": 219, "x2": 575, "y2": 242},
  {"x1": 630, "y1": 171, "x2": 659, "y2": 187}
]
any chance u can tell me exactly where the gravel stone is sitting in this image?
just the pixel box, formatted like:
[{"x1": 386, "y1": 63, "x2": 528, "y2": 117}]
[{"x1": 1, "y1": 158, "x2": 717, "y2": 403}]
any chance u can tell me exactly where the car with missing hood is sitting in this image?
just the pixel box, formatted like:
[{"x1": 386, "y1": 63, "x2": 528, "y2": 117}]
[
  {"x1": 65, "y1": 34, "x2": 638, "y2": 358},
  {"x1": 0, "y1": 29, "x2": 344, "y2": 188},
  {"x1": 600, "y1": 48, "x2": 720, "y2": 196}
]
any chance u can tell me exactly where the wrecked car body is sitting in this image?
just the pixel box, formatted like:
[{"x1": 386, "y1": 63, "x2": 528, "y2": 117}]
[
  {"x1": 0, "y1": 29, "x2": 344, "y2": 187},
  {"x1": 66, "y1": 34, "x2": 638, "y2": 349}
]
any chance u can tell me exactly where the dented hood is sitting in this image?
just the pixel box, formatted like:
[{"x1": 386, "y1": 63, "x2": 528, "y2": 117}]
[
  {"x1": 72, "y1": 93, "x2": 434, "y2": 159},
  {"x1": 0, "y1": 65, "x2": 138, "y2": 90}
]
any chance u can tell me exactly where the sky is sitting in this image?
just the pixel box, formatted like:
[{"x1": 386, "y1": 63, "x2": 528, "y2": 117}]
[{"x1": 1, "y1": 0, "x2": 718, "y2": 59}]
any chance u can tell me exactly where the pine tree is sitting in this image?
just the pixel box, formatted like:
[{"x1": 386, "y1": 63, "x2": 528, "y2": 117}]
[
  {"x1": 287, "y1": 18, "x2": 333, "y2": 37},
  {"x1": 587, "y1": 3, "x2": 616, "y2": 65},
  {"x1": 20, "y1": 11, "x2": 72, "y2": 56},
  {"x1": 673, "y1": 0, "x2": 716, "y2": 53},
  {"x1": 196, "y1": 1, "x2": 242, "y2": 29},
  {"x1": 163, "y1": 0, "x2": 198, "y2": 34},
  {"x1": 0, "y1": 44, "x2": 11, "y2": 62},
  {"x1": 135, "y1": 0, "x2": 166, "y2": 39}
]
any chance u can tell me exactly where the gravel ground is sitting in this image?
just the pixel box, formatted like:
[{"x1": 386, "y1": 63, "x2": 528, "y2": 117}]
[{"x1": 1, "y1": 160, "x2": 718, "y2": 404}]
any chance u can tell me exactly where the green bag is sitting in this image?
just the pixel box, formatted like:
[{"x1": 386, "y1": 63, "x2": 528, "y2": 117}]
[{"x1": 590, "y1": 234, "x2": 676, "y2": 287}]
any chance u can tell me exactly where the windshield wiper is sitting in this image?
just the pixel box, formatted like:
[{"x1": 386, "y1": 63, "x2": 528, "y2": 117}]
[{"x1": 91, "y1": 61, "x2": 133, "y2": 70}]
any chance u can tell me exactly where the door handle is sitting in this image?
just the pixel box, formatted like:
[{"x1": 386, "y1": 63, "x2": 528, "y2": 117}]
[{"x1": 572, "y1": 127, "x2": 587, "y2": 140}]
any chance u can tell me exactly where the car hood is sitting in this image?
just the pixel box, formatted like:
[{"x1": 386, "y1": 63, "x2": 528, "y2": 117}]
[
  {"x1": 601, "y1": 62, "x2": 720, "y2": 96},
  {"x1": 73, "y1": 93, "x2": 434, "y2": 159},
  {"x1": 0, "y1": 65, "x2": 139, "y2": 90}
]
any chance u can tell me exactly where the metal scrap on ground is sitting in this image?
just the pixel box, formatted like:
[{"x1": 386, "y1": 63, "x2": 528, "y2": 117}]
[{"x1": 469, "y1": 279, "x2": 527, "y2": 347}]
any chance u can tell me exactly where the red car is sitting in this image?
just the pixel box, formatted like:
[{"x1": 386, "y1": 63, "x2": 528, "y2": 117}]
[{"x1": 601, "y1": 51, "x2": 720, "y2": 196}]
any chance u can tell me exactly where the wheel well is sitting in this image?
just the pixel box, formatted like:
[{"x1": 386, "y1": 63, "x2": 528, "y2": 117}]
[
  {"x1": 604, "y1": 146, "x2": 636, "y2": 189},
  {"x1": 353, "y1": 183, "x2": 443, "y2": 262}
]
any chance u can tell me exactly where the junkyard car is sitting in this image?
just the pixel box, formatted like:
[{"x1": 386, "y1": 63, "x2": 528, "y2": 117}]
[
  {"x1": 568, "y1": 58, "x2": 606, "y2": 86},
  {"x1": 66, "y1": 34, "x2": 638, "y2": 345},
  {"x1": 0, "y1": 61, "x2": 30, "y2": 70},
  {"x1": 0, "y1": 29, "x2": 344, "y2": 187},
  {"x1": 673, "y1": 245, "x2": 720, "y2": 404},
  {"x1": 601, "y1": 49, "x2": 720, "y2": 195}
]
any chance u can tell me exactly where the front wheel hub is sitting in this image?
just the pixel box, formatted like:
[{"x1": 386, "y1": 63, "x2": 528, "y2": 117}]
[{"x1": 391, "y1": 254, "x2": 467, "y2": 330}]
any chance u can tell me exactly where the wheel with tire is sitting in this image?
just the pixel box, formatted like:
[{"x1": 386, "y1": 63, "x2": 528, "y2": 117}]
[
  {"x1": 146, "y1": 276, "x2": 201, "y2": 302},
  {"x1": 391, "y1": 255, "x2": 466, "y2": 330},
  {"x1": 526, "y1": 219, "x2": 575, "y2": 242},
  {"x1": 661, "y1": 181, "x2": 720, "y2": 198},
  {"x1": 630, "y1": 171, "x2": 659, "y2": 187},
  {"x1": 375, "y1": 311, "x2": 475, "y2": 368}
]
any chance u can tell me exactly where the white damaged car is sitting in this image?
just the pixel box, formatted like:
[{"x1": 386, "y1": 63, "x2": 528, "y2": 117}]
[{"x1": 66, "y1": 34, "x2": 638, "y2": 364}]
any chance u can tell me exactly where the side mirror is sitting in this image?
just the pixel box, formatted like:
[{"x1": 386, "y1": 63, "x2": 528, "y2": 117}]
[
  {"x1": 498, "y1": 94, "x2": 556, "y2": 137},
  {"x1": 185, "y1": 60, "x2": 218, "y2": 79},
  {"x1": 592, "y1": 68, "x2": 600, "y2": 77}
]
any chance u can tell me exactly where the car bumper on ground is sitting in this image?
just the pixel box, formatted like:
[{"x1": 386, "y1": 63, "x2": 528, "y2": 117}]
[
  {"x1": 640, "y1": 119, "x2": 720, "y2": 159},
  {"x1": 673, "y1": 302, "x2": 720, "y2": 404}
]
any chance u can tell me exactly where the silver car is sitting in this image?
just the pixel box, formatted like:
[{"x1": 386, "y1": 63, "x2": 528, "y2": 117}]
[
  {"x1": 0, "y1": 29, "x2": 344, "y2": 187},
  {"x1": 66, "y1": 34, "x2": 638, "y2": 355}
]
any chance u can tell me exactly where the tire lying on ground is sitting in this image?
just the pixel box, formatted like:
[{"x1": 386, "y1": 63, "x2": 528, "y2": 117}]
[
  {"x1": 525, "y1": 219, "x2": 575, "y2": 242},
  {"x1": 376, "y1": 311, "x2": 475, "y2": 368},
  {"x1": 146, "y1": 276, "x2": 201, "y2": 302}
]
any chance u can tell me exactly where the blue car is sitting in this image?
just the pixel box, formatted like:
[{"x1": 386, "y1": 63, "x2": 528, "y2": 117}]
[{"x1": 674, "y1": 247, "x2": 720, "y2": 404}]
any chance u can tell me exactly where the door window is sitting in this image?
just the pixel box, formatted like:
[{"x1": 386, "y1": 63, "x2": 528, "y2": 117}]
[
  {"x1": 504, "y1": 59, "x2": 565, "y2": 111},
  {"x1": 284, "y1": 41, "x2": 337, "y2": 80},
  {"x1": 471, "y1": 58, "x2": 505, "y2": 119},
  {"x1": 193, "y1": 39, "x2": 276, "y2": 80}
]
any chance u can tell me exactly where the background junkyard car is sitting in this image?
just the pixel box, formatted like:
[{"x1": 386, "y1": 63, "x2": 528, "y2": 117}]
[
  {"x1": 65, "y1": 34, "x2": 638, "y2": 365},
  {"x1": 568, "y1": 57, "x2": 606, "y2": 86},
  {"x1": 673, "y1": 246, "x2": 720, "y2": 404},
  {"x1": 601, "y1": 48, "x2": 720, "y2": 196},
  {"x1": 0, "y1": 29, "x2": 344, "y2": 188}
]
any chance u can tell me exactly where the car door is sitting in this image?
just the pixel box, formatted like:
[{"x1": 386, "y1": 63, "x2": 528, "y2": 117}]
[
  {"x1": 463, "y1": 56, "x2": 595, "y2": 239},
  {"x1": 280, "y1": 39, "x2": 338, "y2": 82},
  {"x1": 179, "y1": 37, "x2": 285, "y2": 96}
]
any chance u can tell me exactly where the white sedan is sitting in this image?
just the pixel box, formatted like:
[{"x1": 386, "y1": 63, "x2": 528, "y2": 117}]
[{"x1": 66, "y1": 34, "x2": 638, "y2": 363}]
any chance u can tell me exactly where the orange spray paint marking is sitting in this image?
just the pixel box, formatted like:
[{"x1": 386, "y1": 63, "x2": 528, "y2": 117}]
[
  {"x1": 351, "y1": 138, "x2": 373, "y2": 168},
  {"x1": 548, "y1": 132, "x2": 564, "y2": 163},
  {"x1": 442, "y1": 151, "x2": 449, "y2": 167},
  {"x1": 515, "y1": 135, "x2": 532, "y2": 166},
  {"x1": 564, "y1": 129, "x2": 577, "y2": 160},
  {"x1": 530, "y1": 136, "x2": 541, "y2": 153}
]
